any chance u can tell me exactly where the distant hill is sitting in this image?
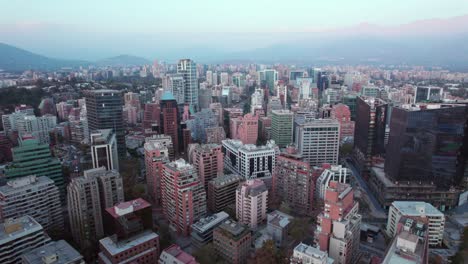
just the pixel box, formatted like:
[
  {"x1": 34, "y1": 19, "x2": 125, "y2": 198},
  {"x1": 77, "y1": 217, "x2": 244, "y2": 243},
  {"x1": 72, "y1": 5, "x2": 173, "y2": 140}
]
[
  {"x1": 0, "y1": 43, "x2": 88, "y2": 71},
  {"x1": 96, "y1": 55, "x2": 151, "y2": 66}
]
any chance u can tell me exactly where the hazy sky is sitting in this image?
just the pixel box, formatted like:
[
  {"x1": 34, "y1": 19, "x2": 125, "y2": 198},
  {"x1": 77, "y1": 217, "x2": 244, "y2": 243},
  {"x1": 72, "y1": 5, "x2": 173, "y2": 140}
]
[{"x1": 1, "y1": 0, "x2": 468, "y2": 60}]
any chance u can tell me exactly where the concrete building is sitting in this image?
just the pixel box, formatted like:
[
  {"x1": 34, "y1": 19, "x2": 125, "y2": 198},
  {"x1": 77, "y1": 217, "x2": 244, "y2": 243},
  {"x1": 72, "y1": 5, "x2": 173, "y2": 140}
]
[
  {"x1": 159, "y1": 244, "x2": 198, "y2": 264},
  {"x1": 177, "y1": 59, "x2": 198, "y2": 109},
  {"x1": 207, "y1": 174, "x2": 244, "y2": 213},
  {"x1": 295, "y1": 118, "x2": 340, "y2": 166},
  {"x1": 190, "y1": 143, "x2": 223, "y2": 190},
  {"x1": 386, "y1": 201, "x2": 445, "y2": 247},
  {"x1": 267, "y1": 210, "x2": 293, "y2": 247},
  {"x1": 186, "y1": 109, "x2": 219, "y2": 143},
  {"x1": 236, "y1": 179, "x2": 268, "y2": 229},
  {"x1": 142, "y1": 103, "x2": 160, "y2": 133},
  {"x1": 223, "y1": 108, "x2": 243, "y2": 138},
  {"x1": 273, "y1": 146, "x2": 314, "y2": 216},
  {"x1": 258, "y1": 69, "x2": 278, "y2": 93},
  {"x1": 315, "y1": 165, "x2": 351, "y2": 200},
  {"x1": 90, "y1": 129, "x2": 119, "y2": 171},
  {"x1": 235, "y1": 114, "x2": 259, "y2": 145},
  {"x1": 0, "y1": 216, "x2": 51, "y2": 264},
  {"x1": 414, "y1": 86, "x2": 443, "y2": 103},
  {"x1": 0, "y1": 176, "x2": 63, "y2": 232},
  {"x1": 16, "y1": 114, "x2": 57, "y2": 144},
  {"x1": 145, "y1": 134, "x2": 174, "y2": 161},
  {"x1": 85, "y1": 90, "x2": 125, "y2": 157},
  {"x1": 191, "y1": 211, "x2": 229, "y2": 249},
  {"x1": 315, "y1": 182, "x2": 361, "y2": 264},
  {"x1": 213, "y1": 219, "x2": 252, "y2": 264},
  {"x1": 67, "y1": 168, "x2": 124, "y2": 249},
  {"x1": 21, "y1": 240, "x2": 84, "y2": 264},
  {"x1": 162, "y1": 159, "x2": 207, "y2": 235},
  {"x1": 99, "y1": 198, "x2": 159, "y2": 264},
  {"x1": 330, "y1": 104, "x2": 354, "y2": 143},
  {"x1": 163, "y1": 74, "x2": 185, "y2": 105},
  {"x1": 291, "y1": 243, "x2": 334, "y2": 264},
  {"x1": 382, "y1": 217, "x2": 429, "y2": 264},
  {"x1": 271, "y1": 110, "x2": 294, "y2": 148},
  {"x1": 205, "y1": 126, "x2": 226, "y2": 144},
  {"x1": 5, "y1": 135, "x2": 65, "y2": 198},
  {"x1": 222, "y1": 139, "x2": 278, "y2": 181},
  {"x1": 198, "y1": 87, "x2": 212, "y2": 110},
  {"x1": 144, "y1": 141, "x2": 169, "y2": 205}
]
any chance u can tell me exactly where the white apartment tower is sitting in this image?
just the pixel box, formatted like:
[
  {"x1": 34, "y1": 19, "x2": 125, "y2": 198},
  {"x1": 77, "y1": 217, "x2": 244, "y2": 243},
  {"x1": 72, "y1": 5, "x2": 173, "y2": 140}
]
[
  {"x1": 236, "y1": 179, "x2": 268, "y2": 229},
  {"x1": 177, "y1": 59, "x2": 198, "y2": 109}
]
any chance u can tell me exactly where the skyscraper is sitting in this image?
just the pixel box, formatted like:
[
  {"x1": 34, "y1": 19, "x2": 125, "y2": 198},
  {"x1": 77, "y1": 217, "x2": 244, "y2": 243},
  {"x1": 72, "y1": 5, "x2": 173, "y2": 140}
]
[
  {"x1": 258, "y1": 69, "x2": 278, "y2": 94},
  {"x1": 161, "y1": 159, "x2": 207, "y2": 235},
  {"x1": 385, "y1": 103, "x2": 468, "y2": 189},
  {"x1": 5, "y1": 135, "x2": 65, "y2": 198},
  {"x1": 315, "y1": 181, "x2": 361, "y2": 264},
  {"x1": 160, "y1": 91, "x2": 180, "y2": 154},
  {"x1": 295, "y1": 118, "x2": 340, "y2": 166},
  {"x1": 67, "y1": 168, "x2": 124, "y2": 249},
  {"x1": 85, "y1": 90, "x2": 125, "y2": 157},
  {"x1": 164, "y1": 74, "x2": 185, "y2": 105},
  {"x1": 236, "y1": 179, "x2": 268, "y2": 229},
  {"x1": 177, "y1": 59, "x2": 198, "y2": 109},
  {"x1": 271, "y1": 109, "x2": 293, "y2": 148}
]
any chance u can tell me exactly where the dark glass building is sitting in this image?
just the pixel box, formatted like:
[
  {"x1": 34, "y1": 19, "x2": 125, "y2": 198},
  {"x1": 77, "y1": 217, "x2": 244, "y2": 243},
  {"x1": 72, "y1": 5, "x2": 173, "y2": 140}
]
[
  {"x1": 353, "y1": 96, "x2": 388, "y2": 178},
  {"x1": 85, "y1": 90, "x2": 125, "y2": 157},
  {"x1": 385, "y1": 104, "x2": 468, "y2": 189},
  {"x1": 160, "y1": 91, "x2": 180, "y2": 154}
]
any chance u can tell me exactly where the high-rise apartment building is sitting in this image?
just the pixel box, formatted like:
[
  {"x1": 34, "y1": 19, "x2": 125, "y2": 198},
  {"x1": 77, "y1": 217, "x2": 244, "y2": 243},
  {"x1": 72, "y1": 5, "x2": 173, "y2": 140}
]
[
  {"x1": 85, "y1": 90, "x2": 125, "y2": 157},
  {"x1": 67, "y1": 168, "x2": 124, "y2": 249},
  {"x1": 315, "y1": 182, "x2": 361, "y2": 264},
  {"x1": 236, "y1": 113, "x2": 259, "y2": 145},
  {"x1": 273, "y1": 146, "x2": 314, "y2": 216},
  {"x1": 271, "y1": 109, "x2": 294, "y2": 148},
  {"x1": 353, "y1": 96, "x2": 388, "y2": 178},
  {"x1": 213, "y1": 219, "x2": 252, "y2": 264},
  {"x1": 0, "y1": 216, "x2": 51, "y2": 264},
  {"x1": 177, "y1": 59, "x2": 198, "y2": 109},
  {"x1": 0, "y1": 176, "x2": 63, "y2": 232},
  {"x1": 144, "y1": 141, "x2": 169, "y2": 205},
  {"x1": 145, "y1": 134, "x2": 174, "y2": 161},
  {"x1": 5, "y1": 135, "x2": 65, "y2": 198},
  {"x1": 190, "y1": 143, "x2": 223, "y2": 190},
  {"x1": 295, "y1": 118, "x2": 340, "y2": 166},
  {"x1": 162, "y1": 159, "x2": 207, "y2": 235},
  {"x1": 142, "y1": 102, "x2": 160, "y2": 133},
  {"x1": 236, "y1": 179, "x2": 268, "y2": 229},
  {"x1": 21, "y1": 240, "x2": 84, "y2": 264},
  {"x1": 90, "y1": 129, "x2": 119, "y2": 171},
  {"x1": 330, "y1": 104, "x2": 355, "y2": 142},
  {"x1": 207, "y1": 174, "x2": 244, "y2": 213},
  {"x1": 99, "y1": 198, "x2": 159, "y2": 264},
  {"x1": 164, "y1": 74, "x2": 185, "y2": 105},
  {"x1": 222, "y1": 139, "x2": 278, "y2": 181},
  {"x1": 160, "y1": 91, "x2": 180, "y2": 154},
  {"x1": 386, "y1": 201, "x2": 444, "y2": 247}
]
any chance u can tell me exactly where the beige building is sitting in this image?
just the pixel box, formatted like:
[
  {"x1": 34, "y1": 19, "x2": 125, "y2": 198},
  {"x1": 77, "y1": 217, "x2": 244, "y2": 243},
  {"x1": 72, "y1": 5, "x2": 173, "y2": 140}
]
[
  {"x1": 67, "y1": 167, "x2": 124, "y2": 249},
  {"x1": 236, "y1": 179, "x2": 268, "y2": 229}
]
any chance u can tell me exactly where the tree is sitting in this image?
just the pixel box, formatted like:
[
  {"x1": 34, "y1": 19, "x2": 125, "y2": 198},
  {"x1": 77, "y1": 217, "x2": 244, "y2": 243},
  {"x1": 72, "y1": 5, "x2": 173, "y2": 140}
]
[
  {"x1": 289, "y1": 218, "x2": 309, "y2": 242},
  {"x1": 192, "y1": 243, "x2": 221, "y2": 264},
  {"x1": 450, "y1": 227, "x2": 468, "y2": 264},
  {"x1": 154, "y1": 222, "x2": 173, "y2": 250}
]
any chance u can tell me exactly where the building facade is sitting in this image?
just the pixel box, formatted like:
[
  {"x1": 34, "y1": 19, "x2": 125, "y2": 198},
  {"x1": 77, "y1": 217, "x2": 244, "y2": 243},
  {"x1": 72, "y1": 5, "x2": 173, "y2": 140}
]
[
  {"x1": 271, "y1": 110, "x2": 293, "y2": 148},
  {"x1": 236, "y1": 179, "x2": 268, "y2": 229},
  {"x1": 213, "y1": 219, "x2": 252, "y2": 264},
  {"x1": 90, "y1": 129, "x2": 119, "y2": 171},
  {"x1": 190, "y1": 143, "x2": 224, "y2": 190},
  {"x1": 144, "y1": 141, "x2": 169, "y2": 205},
  {"x1": 207, "y1": 174, "x2": 244, "y2": 213}
]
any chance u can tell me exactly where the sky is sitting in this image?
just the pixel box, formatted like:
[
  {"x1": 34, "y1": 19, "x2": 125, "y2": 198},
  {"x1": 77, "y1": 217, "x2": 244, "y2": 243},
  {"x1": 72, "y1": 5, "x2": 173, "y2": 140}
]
[{"x1": 1, "y1": 0, "x2": 468, "y2": 60}]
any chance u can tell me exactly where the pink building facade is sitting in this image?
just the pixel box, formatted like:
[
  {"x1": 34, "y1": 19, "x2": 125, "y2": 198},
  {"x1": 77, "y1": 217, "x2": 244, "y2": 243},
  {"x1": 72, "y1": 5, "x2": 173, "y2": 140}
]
[
  {"x1": 330, "y1": 103, "x2": 355, "y2": 142},
  {"x1": 144, "y1": 141, "x2": 169, "y2": 206},
  {"x1": 191, "y1": 144, "x2": 224, "y2": 190},
  {"x1": 236, "y1": 179, "x2": 268, "y2": 229},
  {"x1": 237, "y1": 114, "x2": 259, "y2": 145}
]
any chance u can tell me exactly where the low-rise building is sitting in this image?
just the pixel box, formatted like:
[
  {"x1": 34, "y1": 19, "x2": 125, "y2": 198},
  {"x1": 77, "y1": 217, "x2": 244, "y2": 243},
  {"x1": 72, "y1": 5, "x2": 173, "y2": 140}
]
[
  {"x1": 267, "y1": 210, "x2": 293, "y2": 247},
  {"x1": 159, "y1": 244, "x2": 198, "y2": 264},
  {"x1": 21, "y1": 240, "x2": 84, "y2": 264},
  {"x1": 213, "y1": 219, "x2": 252, "y2": 264},
  {"x1": 191, "y1": 211, "x2": 229, "y2": 249},
  {"x1": 291, "y1": 242, "x2": 334, "y2": 264}
]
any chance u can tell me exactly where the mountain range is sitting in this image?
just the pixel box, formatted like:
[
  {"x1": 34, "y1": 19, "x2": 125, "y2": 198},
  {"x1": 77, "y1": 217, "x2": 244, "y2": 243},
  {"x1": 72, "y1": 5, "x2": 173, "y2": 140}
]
[{"x1": 1, "y1": 15, "x2": 468, "y2": 71}]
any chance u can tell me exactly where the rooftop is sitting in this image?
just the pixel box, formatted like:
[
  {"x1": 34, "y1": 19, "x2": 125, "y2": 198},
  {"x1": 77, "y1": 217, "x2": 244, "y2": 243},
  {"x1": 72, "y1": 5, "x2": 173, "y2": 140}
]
[
  {"x1": 268, "y1": 210, "x2": 293, "y2": 228},
  {"x1": 99, "y1": 230, "x2": 158, "y2": 256},
  {"x1": 217, "y1": 219, "x2": 249, "y2": 240},
  {"x1": 106, "y1": 198, "x2": 151, "y2": 218},
  {"x1": 392, "y1": 201, "x2": 443, "y2": 217},
  {"x1": 0, "y1": 175, "x2": 53, "y2": 195},
  {"x1": 222, "y1": 139, "x2": 277, "y2": 152},
  {"x1": 398, "y1": 103, "x2": 465, "y2": 111},
  {"x1": 161, "y1": 91, "x2": 176, "y2": 101},
  {"x1": 0, "y1": 215, "x2": 45, "y2": 244},
  {"x1": 161, "y1": 244, "x2": 197, "y2": 264},
  {"x1": 21, "y1": 240, "x2": 83, "y2": 264},
  {"x1": 192, "y1": 211, "x2": 229, "y2": 233},
  {"x1": 209, "y1": 174, "x2": 243, "y2": 187}
]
